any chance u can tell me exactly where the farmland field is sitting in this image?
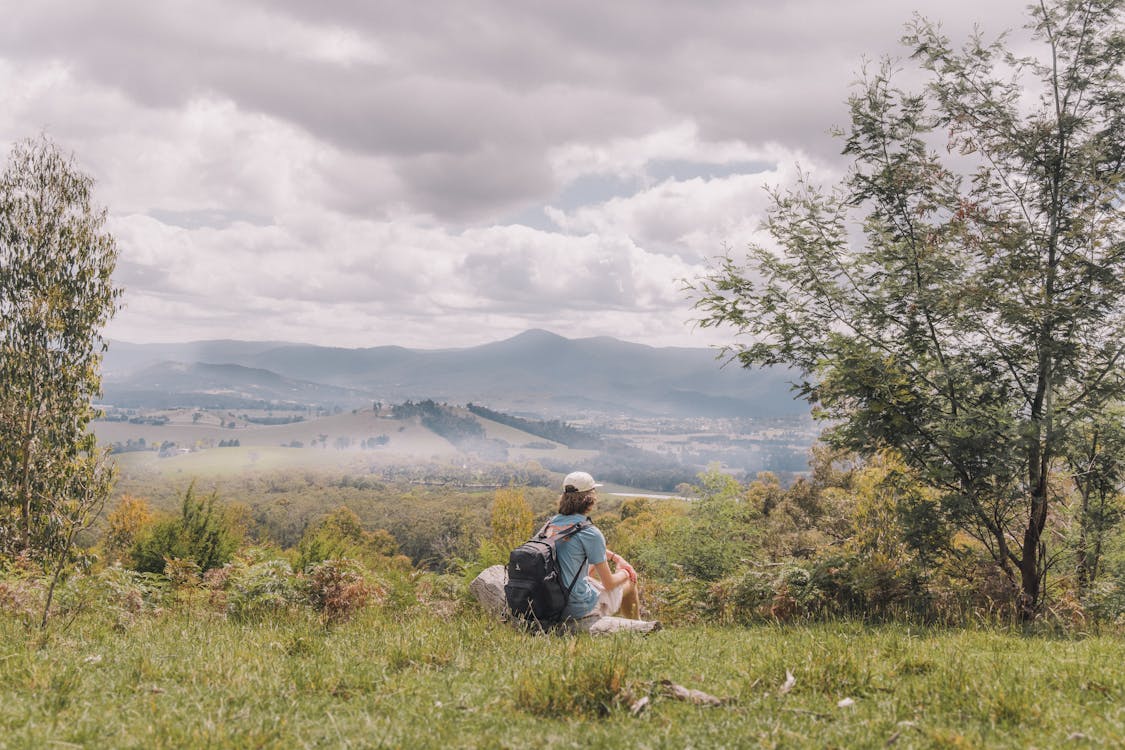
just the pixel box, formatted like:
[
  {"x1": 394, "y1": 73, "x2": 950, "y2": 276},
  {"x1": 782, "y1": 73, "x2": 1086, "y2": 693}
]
[
  {"x1": 94, "y1": 407, "x2": 598, "y2": 477},
  {"x1": 92, "y1": 405, "x2": 815, "y2": 492}
]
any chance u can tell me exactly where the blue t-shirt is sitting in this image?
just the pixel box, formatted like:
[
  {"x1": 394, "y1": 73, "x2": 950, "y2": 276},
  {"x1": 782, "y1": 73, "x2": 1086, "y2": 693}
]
[{"x1": 546, "y1": 513, "x2": 606, "y2": 619}]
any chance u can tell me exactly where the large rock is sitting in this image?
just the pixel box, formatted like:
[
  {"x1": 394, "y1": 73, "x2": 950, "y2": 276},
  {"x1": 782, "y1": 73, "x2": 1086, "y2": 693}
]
[
  {"x1": 468, "y1": 564, "x2": 510, "y2": 618},
  {"x1": 469, "y1": 564, "x2": 661, "y2": 635}
]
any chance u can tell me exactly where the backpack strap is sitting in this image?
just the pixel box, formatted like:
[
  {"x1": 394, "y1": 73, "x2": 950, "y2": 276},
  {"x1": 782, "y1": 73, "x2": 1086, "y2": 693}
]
[
  {"x1": 537, "y1": 518, "x2": 592, "y2": 540},
  {"x1": 563, "y1": 549, "x2": 588, "y2": 603},
  {"x1": 556, "y1": 518, "x2": 593, "y2": 608}
]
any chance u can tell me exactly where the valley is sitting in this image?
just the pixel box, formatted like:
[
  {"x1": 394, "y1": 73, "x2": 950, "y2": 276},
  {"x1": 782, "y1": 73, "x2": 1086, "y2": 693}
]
[
  {"x1": 93, "y1": 330, "x2": 821, "y2": 492},
  {"x1": 93, "y1": 403, "x2": 819, "y2": 492}
]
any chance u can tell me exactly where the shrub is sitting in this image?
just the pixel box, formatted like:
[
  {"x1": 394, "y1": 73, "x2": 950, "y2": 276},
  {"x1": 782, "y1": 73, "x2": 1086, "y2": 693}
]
[
  {"x1": 709, "y1": 569, "x2": 773, "y2": 624},
  {"x1": 1083, "y1": 579, "x2": 1125, "y2": 623},
  {"x1": 226, "y1": 559, "x2": 302, "y2": 622},
  {"x1": 643, "y1": 577, "x2": 712, "y2": 625},
  {"x1": 101, "y1": 495, "x2": 153, "y2": 565},
  {"x1": 0, "y1": 579, "x2": 39, "y2": 620},
  {"x1": 0, "y1": 552, "x2": 42, "y2": 616},
  {"x1": 613, "y1": 467, "x2": 761, "y2": 583},
  {"x1": 489, "y1": 487, "x2": 533, "y2": 553},
  {"x1": 162, "y1": 557, "x2": 202, "y2": 588},
  {"x1": 703, "y1": 564, "x2": 833, "y2": 624},
  {"x1": 296, "y1": 506, "x2": 405, "y2": 572},
  {"x1": 304, "y1": 558, "x2": 380, "y2": 623},
  {"x1": 772, "y1": 565, "x2": 827, "y2": 620},
  {"x1": 51, "y1": 565, "x2": 167, "y2": 629},
  {"x1": 131, "y1": 485, "x2": 242, "y2": 574},
  {"x1": 410, "y1": 572, "x2": 464, "y2": 620}
]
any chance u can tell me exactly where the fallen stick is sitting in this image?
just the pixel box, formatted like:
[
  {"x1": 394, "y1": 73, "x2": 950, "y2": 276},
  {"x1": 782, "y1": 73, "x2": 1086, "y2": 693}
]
[{"x1": 659, "y1": 680, "x2": 729, "y2": 706}]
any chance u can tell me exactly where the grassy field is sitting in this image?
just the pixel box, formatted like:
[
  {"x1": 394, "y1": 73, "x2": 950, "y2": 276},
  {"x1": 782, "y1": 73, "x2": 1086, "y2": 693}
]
[
  {"x1": 93, "y1": 407, "x2": 597, "y2": 476},
  {"x1": 2, "y1": 605, "x2": 1122, "y2": 749}
]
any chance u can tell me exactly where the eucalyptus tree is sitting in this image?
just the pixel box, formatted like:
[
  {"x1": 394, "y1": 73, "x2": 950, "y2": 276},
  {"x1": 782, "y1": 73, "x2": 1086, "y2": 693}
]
[
  {"x1": 1064, "y1": 407, "x2": 1125, "y2": 593},
  {"x1": 694, "y1": 0, "x2": 1124, "y2": 617},
  {"x1": 0, "y1": 137, "x2": 121, "y2": 623}
]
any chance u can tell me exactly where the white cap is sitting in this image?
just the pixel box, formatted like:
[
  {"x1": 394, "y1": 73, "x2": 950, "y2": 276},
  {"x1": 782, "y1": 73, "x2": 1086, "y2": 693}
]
[{"x1": 563, "y1": 471, "x2": 602, "y2": 493}]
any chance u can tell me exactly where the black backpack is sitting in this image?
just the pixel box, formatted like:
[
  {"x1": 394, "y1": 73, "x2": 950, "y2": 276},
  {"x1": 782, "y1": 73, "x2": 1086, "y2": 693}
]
[{"x1": 504, "y1": 518, "x2": 592, "y2": 627}]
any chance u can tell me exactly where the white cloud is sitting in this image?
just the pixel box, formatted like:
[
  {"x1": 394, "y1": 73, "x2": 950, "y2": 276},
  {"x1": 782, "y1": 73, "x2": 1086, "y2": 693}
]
[{"x1": 5, "y1": 0, "x2": 1039, "y2": 349}]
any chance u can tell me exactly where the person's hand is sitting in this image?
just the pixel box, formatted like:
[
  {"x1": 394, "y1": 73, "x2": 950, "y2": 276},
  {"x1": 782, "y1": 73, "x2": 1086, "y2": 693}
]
[{"x1": 617, "y1": 558, "x2": 637, "y2": 584}]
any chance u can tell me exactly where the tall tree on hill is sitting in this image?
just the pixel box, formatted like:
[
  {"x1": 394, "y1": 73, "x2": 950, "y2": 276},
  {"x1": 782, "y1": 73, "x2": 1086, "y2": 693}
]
[
  {"x1": 693, "y1": 0, "x2": 1124, "y2": 618},
  {"x1": 1064, "y1": 407, "x2": 1125, "y2": 593},
  {"x1": 0, "y1": 137, "x2": 121, "y2": 624}
]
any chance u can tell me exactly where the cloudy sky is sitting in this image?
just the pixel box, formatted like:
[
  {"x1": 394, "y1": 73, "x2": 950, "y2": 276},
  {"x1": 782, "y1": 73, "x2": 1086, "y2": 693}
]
[{"x1": 1, "y1": 0, "x2": 1033, "y2": 349}]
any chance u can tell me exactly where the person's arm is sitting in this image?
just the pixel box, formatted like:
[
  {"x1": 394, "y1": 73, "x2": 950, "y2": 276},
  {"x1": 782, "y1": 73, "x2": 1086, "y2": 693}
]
[
  {"x1": 591, "y1": 560, "x2": 630, "y2": 591},
  {"x1": 589, "y1": 551, "x2": 636, "y2": 584},
  {"x1": 606, "y1": 550, "x2": 637, "y2": 583}
]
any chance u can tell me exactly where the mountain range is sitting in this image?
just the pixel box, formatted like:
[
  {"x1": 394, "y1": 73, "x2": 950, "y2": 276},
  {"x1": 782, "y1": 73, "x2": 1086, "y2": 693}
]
[{"x1": 100, "y1": 329, "x2": 807, "y2": 419}]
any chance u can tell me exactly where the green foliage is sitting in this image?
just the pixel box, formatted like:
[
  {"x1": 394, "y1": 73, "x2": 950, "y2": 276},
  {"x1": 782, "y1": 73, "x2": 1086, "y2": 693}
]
[
  {"x1": 63, "y1": 565, "x2": 168, "y2": 627},
  {"x1": 488, "y1": 487, "x2": 533, "y2": 553},
  {"x1": 467, "y1": 487, "x2": 538, "y2": 572},
  {"x1": 99, "y1": 449, "x2": 1124, "y2": 627},
  {"x1": 131, "y1": 485, "x2": 242, "y2": 574},
  {"x1": 391, "y1": 400, "x2": 508, "y2": 460},
  {"x1": 1083, "y1": 579, "x2": 1125, "y2": 624},
  {"x1": 614, "y1": 465, "x2": 761, "y2": 582},
  {"x1": 114, "y1": 469, "x2": 559, "y2": 570},
  {"x1": 101, "y1": 494, "x2": 153, "y2": 565},
  {"x1": 1063, "y1": 407, "x2": 1125, "y2": 592},
  {"x1": 606, "y1": 448, "x2": 1077, "y2": 625},
  {"x1": 0, "y1": 136, "x2": 121, "y2": 626},
  {"x1": 606, "y1": 495, "x2": 685, "y2": 578},
  {"x1": 466, "y1": 403, "x2": 603, "y2": 449},
  {"x1": 296, "y1": 505, "x2": 404, "y2": 572},
  {"x1": 0, "y1": 564, "x2": 42, "y2": 622},
  {"x1": 225, "y1": 558, "x2": 302, "y2": 622},
  {"x1": 844, "y1": 452, "x2": 955, "y2": 602},
  {"x1": 0, "y1": 136, "x2": 122, "y2": 554},
  {"x1": 129, "y1": 521, "x2": 180, "y2": 574},
  {"x1": 693, "y1": 0, "x2": 1125, "y2": 615}
]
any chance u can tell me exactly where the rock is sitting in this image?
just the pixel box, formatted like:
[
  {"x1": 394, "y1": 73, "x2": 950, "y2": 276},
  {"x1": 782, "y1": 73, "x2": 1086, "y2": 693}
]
[
  {"x1": 468, "y1": 564, "x2": 510, "y2": 618},
  {"x1": 468, "y1": 564, "x2": 661, "y2": 635},
  {"x1": 573, "y1": 615, "x2": 662, "y2": 635}
]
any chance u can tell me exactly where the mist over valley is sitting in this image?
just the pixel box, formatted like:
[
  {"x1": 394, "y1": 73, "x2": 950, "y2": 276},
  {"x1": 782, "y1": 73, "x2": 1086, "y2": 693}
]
[{"x1": 95, "y1": 330, "x2": 819, "y2": 492}]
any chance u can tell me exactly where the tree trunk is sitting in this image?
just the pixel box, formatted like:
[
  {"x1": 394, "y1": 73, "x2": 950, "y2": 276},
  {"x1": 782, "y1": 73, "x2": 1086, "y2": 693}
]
[
  {"x1": 1076, "y1": 482, "x2": 1091, "y2": 594},
  {"x1": 1017, "y1": 547, "x2": 1041, "y2": 620},
  {"x1": 1019, "y1": 483, "x2": 1049, "y2": 620}
]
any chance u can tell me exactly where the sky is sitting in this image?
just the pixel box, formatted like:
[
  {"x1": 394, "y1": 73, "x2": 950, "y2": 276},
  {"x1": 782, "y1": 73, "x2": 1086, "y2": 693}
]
[{"x1": 0, "y1": 0, "x2": 1034, "y2": 350}]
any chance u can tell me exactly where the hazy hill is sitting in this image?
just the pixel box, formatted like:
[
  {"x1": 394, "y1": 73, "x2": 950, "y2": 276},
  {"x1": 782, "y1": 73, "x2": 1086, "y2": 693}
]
[
  {"x1": 101, "y1": 329, "x2": 805, "y2": 418},
  {"x1": 101, "y1": 361, "x2": 371, "y2": 409}
]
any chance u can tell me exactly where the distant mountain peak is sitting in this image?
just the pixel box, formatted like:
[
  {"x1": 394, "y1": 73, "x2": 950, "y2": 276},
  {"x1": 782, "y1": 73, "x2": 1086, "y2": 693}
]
[
  {"x1": 101, "y1": 329, "x2": 807, "y2": 418},
  {"x1": 506, "y1": 329, "x2": 568, "y2": 343}
]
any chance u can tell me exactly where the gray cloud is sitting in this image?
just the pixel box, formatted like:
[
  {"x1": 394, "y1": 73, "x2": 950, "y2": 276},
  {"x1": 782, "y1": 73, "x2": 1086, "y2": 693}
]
[
  {"x1": 1, "y1": 0, "x2": 1038, "y2": 348},
  {"x1": 3, "y1": 0, "x2": 1032, "y2": 222}
]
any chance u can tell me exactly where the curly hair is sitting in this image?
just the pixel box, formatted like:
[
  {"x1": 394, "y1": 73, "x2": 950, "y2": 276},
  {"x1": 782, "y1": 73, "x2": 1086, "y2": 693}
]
[{"x1": 558, "y1": 487, "x2": 597, "y2": 516}]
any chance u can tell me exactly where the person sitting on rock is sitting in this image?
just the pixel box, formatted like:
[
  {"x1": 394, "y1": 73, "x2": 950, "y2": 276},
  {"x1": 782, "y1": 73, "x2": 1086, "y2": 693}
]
[{"x1": 545, "y1": 470, "x2": 640, "y2": 620}]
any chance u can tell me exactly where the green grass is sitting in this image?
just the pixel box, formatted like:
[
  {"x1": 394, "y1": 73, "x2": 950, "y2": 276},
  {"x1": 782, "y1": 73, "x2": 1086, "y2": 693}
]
[{"x1": 2, "y1": 607, "x2": 1122, "y2": 749}]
